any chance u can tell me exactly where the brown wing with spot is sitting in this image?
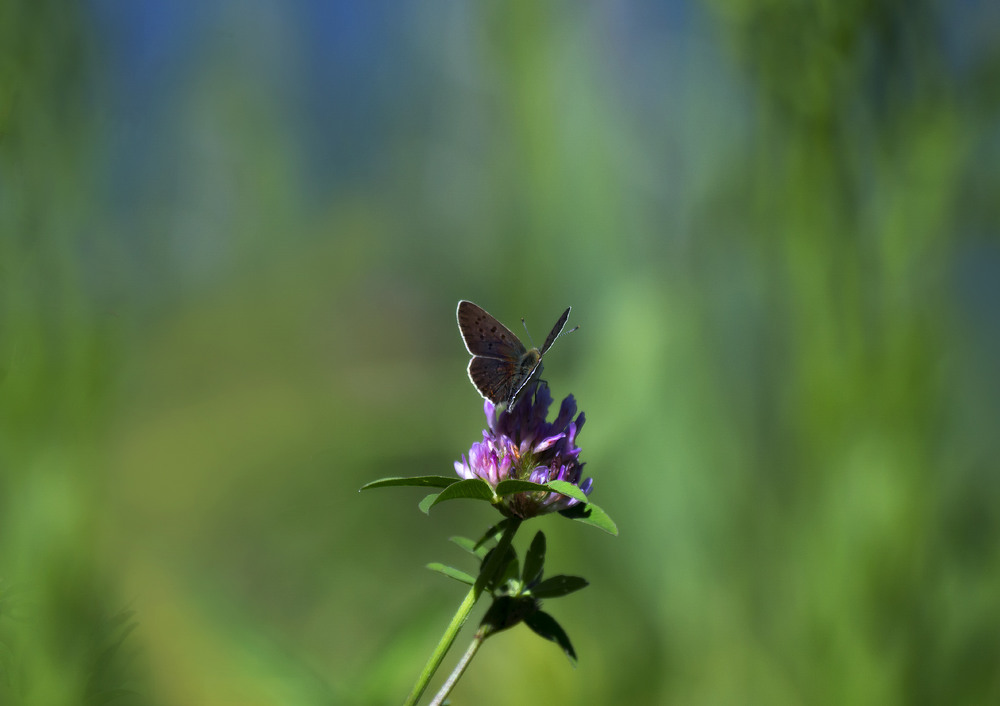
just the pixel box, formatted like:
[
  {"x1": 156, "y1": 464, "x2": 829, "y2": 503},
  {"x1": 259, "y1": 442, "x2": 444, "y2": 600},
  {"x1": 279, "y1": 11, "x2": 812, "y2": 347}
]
[
  {"x1": 457, "y1": 300, "x2": 526, "y2": 359},
  {"x1": 468, "y1": 356, "x2": 521, "y2": 405}
]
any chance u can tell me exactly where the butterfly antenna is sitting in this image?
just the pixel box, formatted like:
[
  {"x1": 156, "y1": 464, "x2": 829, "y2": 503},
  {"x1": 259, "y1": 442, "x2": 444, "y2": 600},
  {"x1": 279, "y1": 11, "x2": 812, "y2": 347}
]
[
  {"x1": 521, "y1": 317, "x2": 537, "y2": 348},
  {"x1": 550, "y1": 324, "x2": 579, "y2": 346}
]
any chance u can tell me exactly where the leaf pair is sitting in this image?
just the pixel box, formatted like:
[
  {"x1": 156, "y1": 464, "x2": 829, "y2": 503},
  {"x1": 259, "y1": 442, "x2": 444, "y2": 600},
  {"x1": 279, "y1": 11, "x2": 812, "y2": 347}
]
[
  {"x1": 428, "y1": 530, "x2": 587, "y2": 665},
  {"x1": 360, "y1": 475, "x2": 618, "y2": 536}
]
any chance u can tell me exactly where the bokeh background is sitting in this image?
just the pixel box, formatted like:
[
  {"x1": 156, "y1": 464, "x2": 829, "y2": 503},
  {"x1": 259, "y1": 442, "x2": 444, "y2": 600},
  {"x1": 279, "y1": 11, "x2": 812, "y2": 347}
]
[{"x1": 2, "y1": 1, "x2": 999, "y2": 704}]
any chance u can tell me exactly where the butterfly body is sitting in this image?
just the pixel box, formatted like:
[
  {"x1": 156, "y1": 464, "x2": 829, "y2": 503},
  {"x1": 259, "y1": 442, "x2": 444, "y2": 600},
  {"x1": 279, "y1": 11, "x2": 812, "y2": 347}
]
[{"x1": 457, "y1": 300, "x2": 572, "y2": 408}]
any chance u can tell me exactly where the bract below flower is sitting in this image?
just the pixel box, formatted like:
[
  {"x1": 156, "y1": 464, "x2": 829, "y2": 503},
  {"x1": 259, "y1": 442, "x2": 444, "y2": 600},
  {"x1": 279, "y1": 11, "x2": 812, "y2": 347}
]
[{"x1": 454, "y1": 383, "x2": 592, "y2": 519}]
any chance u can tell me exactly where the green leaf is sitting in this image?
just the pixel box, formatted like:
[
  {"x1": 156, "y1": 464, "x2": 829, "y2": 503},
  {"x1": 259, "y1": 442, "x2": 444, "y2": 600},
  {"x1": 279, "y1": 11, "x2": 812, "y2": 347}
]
[
  {"x1": 473, "y1": 519, "x2": 512, "y2": 551},
  {"x1": 531, "y1": 575, "x2": 588, "y2": 599},
  {"x1": 479, "y1": 595, "x2": 538, "y2": 636},
  {"x1": 495, "y1": 479, "x2": 550, "y2": 496},
  {"x1": 426, "y1": 563, "x2": 475, "y2": 585},
  {"x1": 524, "y1": 610, "x2": 578, "y2": 666},
  {"x1": 481, "y1": 544, "x2": 518, "y2": 593},
  {"x1": 545, "y1": 480, "x2": 589, "y2": 503},
  {"x1": 428, "y1": 478, "x2": 495, "y2": 509},
  {"x1": 522, "y1": 531, "x2": 546, "y2": 586},
  {"x1": 418, "y1": 493, "x2": 439, "y2": 514},
  {"x1": 359, "y1": 475, "x2": 459, "y2": 491},
  {"x1": 499, "y1": 554, "x2": 520, "y2": 590},
  {"x1": 558, "y1": 501, "x2": 618, "y2": 535},
  {"x1": 449, "y1": 536, "x2": 482, "y2": 556}
]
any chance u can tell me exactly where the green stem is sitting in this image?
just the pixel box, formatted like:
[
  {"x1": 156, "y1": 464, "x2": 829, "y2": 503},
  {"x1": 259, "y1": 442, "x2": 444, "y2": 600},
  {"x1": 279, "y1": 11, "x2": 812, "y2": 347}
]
[
  {"x1": 402, "y1": 517, "x2": 522, "y2": 706},
  {"x1": 428, "y1": 629, "x2": 485, "y2": 706}
]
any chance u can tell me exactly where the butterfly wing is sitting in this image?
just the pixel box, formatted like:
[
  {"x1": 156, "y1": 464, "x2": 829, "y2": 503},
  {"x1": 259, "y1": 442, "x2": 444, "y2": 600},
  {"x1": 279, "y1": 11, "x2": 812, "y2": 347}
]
[
  {"x1": 468, "y1": 355, "x2": 522, "y2": 406},
  {"x1": 539, "y1": 307, "x2": 571, "y2": 356},
  {"x1": 508, "y1": 360, "x2": 544, "y2": 407},
  {"x1": 457, "y1": 300, "x2": 526, "y2": 359}
]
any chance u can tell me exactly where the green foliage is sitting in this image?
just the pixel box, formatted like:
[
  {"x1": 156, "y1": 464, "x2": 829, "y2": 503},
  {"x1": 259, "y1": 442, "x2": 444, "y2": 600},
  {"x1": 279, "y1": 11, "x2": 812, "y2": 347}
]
[
  {"x1": 523, "y1": 611, "x2": 577, "y2": 667},
  {"x1": 367, "y1": 473, "x2": 619, "y2": 535},
  {"x1": 531, "y1": 576, "x2": 588, "y2": 600},
  {"x1": 494, "y1": 479, "x2": 551, "y2": 496},
  {"x1": 428, "y1": 478, "x2": 495, "y2": 510},
  {"x1": 521, "y1": 531, "x2": 546, "y2": 587},
  {"x1": 425, "y1": 563, "x2": 475, "y2": 586},
  {"x1": 448, "y1": 536, "x2": 484, "y2": 558},
  {"x1": 474, "y1": 521, "x2": 515, "y2": 551},
  {"x1": 544, "y1": 480, "x2": 588, "y2": 502},
  {"x1": 360, "y1": 476, "x2": 459, "y2": 491},
  {"x1": 473, "y1": 530, "x2": 586, "y2": 667},
  {"x1": 481, "y1": 543, "x2": 519, "y2": 594},
  {"x1": 558, "y1": 500, "x2": 619, "y2": 536}
]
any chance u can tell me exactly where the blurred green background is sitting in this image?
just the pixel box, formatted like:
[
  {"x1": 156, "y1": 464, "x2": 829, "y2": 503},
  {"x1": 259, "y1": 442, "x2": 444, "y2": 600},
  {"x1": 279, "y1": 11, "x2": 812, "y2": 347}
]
[{"x1": 2, "y1": 1, "x2": 999, "y2": 704}]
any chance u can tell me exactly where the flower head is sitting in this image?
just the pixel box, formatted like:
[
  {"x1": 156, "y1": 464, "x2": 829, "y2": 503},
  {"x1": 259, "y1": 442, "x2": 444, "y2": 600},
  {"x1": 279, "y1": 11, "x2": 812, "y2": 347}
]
[{"x1": 454, "y1": 382, "x2": 592, "y2": 519}]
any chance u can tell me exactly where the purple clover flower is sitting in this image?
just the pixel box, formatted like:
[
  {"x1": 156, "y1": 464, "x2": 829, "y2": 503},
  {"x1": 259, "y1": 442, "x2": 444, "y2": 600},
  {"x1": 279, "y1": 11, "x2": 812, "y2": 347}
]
[{"x1": 454, "y1": 383, "x2": 593, "y2": 519}]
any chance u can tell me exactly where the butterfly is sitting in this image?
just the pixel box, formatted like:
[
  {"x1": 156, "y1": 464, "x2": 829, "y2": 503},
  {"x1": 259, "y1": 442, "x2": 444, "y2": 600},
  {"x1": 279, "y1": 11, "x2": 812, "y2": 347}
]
[{"x1": 457, "y1": 300, "x2": 574, "y2": 409}]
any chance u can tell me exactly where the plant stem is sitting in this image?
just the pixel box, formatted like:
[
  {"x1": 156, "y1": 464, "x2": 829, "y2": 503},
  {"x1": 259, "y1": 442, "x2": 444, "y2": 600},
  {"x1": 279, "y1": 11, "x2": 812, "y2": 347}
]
[
  {"x1": 429, "y1": 631, "x2": 484, "y2": 706},
  {"x1": 402, "y1": 518, "x2": 522, "y2": 706}
]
